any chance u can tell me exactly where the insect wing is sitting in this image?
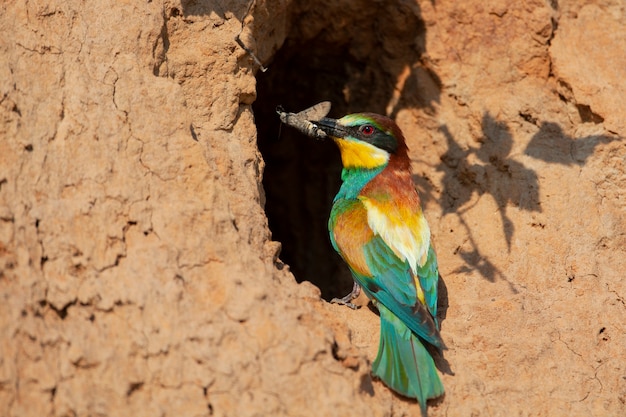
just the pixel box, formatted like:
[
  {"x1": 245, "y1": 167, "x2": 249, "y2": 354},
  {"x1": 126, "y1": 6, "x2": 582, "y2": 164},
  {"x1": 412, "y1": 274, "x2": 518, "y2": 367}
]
[
  {"x1": 295, "y1": 101, "x2": 331, "y2": 122},
  {"x1": 276, "y1": 102, "x2": 331, "y2": 140}
]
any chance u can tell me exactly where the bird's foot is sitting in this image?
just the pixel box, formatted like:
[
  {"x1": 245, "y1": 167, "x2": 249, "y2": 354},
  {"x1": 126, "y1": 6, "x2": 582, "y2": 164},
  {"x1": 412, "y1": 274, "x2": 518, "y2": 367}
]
[
  {"x1": 330, "y1": 282, "x2": 361, "y2": 310},
  {"x1": 330, "y1": 297, "x2": 359, "y2": 310}
]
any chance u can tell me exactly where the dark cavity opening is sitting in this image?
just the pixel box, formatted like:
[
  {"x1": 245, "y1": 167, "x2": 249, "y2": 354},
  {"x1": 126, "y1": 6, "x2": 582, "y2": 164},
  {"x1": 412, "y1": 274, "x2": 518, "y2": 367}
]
[{"x1": 254, "y1": 1, "x2": 433, "y2": 300}]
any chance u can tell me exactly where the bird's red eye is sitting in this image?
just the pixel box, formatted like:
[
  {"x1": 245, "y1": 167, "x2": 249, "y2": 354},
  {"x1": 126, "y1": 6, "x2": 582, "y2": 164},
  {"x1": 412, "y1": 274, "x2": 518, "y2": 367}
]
[{"x1": 360, "y1": 125, "x2": 375, "y2": 135}]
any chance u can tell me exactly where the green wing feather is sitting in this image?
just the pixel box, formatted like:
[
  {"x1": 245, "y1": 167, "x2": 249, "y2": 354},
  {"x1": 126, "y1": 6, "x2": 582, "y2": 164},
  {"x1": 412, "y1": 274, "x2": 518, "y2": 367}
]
[
  {"x1": 360, "y1": 235, "x2": 444, "y2": 349},
  {"x1": 415, "y1": 245, "x2": 440, "y2": 327}
]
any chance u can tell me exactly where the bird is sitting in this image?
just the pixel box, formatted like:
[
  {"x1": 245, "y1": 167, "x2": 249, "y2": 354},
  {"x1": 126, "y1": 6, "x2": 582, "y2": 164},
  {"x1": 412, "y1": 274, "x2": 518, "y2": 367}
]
[{"x1": 315, "y1": 112, "x2": 445, "y2": 416}]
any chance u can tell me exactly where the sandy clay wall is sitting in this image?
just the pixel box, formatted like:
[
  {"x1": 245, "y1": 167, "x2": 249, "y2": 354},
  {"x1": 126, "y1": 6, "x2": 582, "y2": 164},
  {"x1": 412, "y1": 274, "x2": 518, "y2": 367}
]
[{"x1": 1, "y1": 0, "x2": 625, "y2": 416}]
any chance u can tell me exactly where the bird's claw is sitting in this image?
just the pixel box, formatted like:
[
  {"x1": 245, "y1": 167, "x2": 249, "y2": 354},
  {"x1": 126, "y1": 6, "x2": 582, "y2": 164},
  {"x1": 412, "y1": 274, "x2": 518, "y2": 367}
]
[
  {"x1": 330, "y1": 297, "x2": 359, "y2": 310},
  {"x1": 330, "y1": 282, "x2": 362, "y2": 309}
]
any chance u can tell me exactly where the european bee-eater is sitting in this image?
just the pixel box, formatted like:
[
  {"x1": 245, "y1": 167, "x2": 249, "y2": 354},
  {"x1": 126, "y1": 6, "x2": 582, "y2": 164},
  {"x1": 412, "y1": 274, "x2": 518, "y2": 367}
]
[{"x1": 316, "y1": 113, "x2": 445, "y2": 416}]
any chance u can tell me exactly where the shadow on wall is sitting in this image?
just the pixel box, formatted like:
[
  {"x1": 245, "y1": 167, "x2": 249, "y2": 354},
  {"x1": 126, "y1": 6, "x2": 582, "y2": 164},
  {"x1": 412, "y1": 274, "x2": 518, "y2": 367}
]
[
  {"x1": 524, "y1": 121, "x2": 617, "y2": 165},
  {"x1": 423, "y1": 115, "x2": 620, "y2": 288},
  {"x1": 435, "y1": 114, "x2": 540, "y2": 289}
]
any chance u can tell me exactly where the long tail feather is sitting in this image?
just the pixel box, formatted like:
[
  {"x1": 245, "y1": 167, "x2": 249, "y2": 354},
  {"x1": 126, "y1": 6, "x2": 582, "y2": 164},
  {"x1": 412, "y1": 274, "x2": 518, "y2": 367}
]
[{"x1": 372, "y1": 304, "x2": 444, "y2": 416}]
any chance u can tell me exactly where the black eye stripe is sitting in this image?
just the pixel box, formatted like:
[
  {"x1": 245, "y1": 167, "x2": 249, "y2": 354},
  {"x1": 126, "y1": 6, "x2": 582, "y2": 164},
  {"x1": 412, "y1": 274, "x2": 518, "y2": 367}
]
[{"x1": 348, "y1": 125, "x2": 397, "y2": 154}]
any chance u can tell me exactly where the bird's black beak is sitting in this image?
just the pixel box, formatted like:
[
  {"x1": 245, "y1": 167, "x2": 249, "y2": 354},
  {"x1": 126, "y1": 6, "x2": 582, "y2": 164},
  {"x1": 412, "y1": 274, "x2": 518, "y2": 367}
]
[{"x1": 316, "y1": 117, "x2": 347, "y2": 139}]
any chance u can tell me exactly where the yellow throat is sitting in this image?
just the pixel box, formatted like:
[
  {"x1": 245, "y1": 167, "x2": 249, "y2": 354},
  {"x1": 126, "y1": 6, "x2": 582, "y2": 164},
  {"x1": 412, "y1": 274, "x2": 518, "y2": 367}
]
[{"x1": 334, "y1": 138, "x2": 390, "y2": 169}]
